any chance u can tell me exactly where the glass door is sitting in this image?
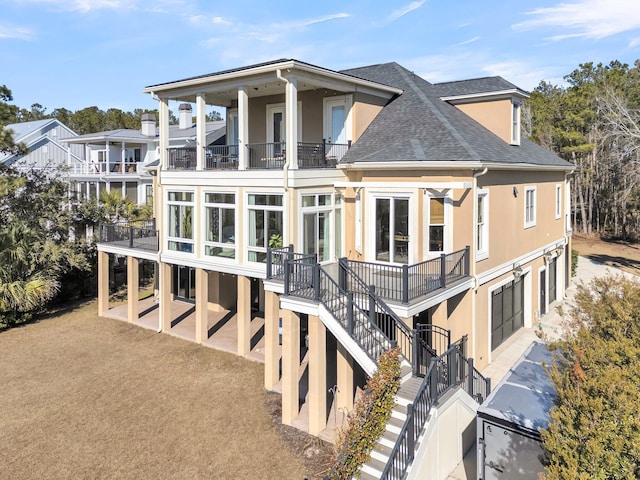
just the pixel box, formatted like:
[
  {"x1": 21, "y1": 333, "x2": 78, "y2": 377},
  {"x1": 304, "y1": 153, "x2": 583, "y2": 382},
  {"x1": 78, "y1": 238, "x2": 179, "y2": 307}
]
[{"x1": 375, "y1": 197, "x2": 409, "y2": 264}]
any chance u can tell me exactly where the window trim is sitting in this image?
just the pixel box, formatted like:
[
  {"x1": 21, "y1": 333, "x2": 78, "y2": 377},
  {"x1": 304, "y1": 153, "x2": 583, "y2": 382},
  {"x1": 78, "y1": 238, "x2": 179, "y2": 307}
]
[
  {"x1": 203, "y1": 191, "x2": 237, "y2": 261},
  {"x1": 524, "y1": 186, "x2": 536, "y2": 228},
  {"x1": 299, "y1": 192, "x2": 338, "y2": 264},
  {"x1": 245, "y1": 192, "x2": 285, "y2": 264},
  {"x1": 366, "y1": 191, "x2": 415, "y2": 265},
  {"x1": 476, "y1": 189, "x2": 489, "y2": 261},
  {"x1": 511, "y1": 100, "x2": 521, "y2": 145},
  {"x1": 167, "y1": 190, "x2": 195, "y2": 254},
  {"x1": 427, "y1": 195, "x2": 447, "y2": 255},
  {"x1": 555, "y1": 184, "x2": 562, "y2": 219}
]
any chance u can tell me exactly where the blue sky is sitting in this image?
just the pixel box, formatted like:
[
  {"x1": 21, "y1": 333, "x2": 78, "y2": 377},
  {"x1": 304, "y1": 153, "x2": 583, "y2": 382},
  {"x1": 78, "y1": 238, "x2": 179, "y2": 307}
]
[{"x1": 1, "y1": 0, "x2": 640, "y2": 114}]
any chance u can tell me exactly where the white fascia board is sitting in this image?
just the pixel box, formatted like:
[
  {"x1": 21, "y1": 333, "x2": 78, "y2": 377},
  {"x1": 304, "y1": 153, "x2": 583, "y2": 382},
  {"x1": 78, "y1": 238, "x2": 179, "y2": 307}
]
[
  {"x1": 340, "y1": 161, "x2": 574, "y2": 172},
  {"x1": 386, "y1": 278, "x2": 475, "y2": 318},
  {"x1": 440, "y1": 89, "x2": 530, "y2": 102},
  {"x1": 160, "y1": 170, "x2": 287, "y2": 188},
  {"x1": 334, "y1": 180, "x2": 473, "y2": 189},
  {"x1": 288, "y1": 168, "x2": 347, "y2": 188},
  {"x1": 97, "y1": 244, "x2": 159, "y2": 262},
  {"x1": 160, "y1": 253, "x2": 267, "y2": 279},
  {"x1": 263, "y1": 280, "x2": 285, "y2": 294},
  {"x1": 144, "y1": 60, "x2": 402, "y2": 98},
  {"x1": 476, "y1": 237, "x2": 567, "y2": 286}
]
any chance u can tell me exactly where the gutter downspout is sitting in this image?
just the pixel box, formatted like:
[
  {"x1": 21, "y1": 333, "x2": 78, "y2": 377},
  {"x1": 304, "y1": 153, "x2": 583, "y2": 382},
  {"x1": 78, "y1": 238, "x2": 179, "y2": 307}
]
[{"x1": 471, "y1": 167, "x2": 488, "y2": 361}]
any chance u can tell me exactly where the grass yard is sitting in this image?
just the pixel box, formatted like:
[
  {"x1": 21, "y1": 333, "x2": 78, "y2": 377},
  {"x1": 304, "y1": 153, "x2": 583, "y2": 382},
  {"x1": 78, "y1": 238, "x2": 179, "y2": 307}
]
[
  {"x1": 572, "y1": 233, "x2": 640, "y2": 275},
  {"x1": 0, "y1": 302, "x2": 309, "y2": 479}
]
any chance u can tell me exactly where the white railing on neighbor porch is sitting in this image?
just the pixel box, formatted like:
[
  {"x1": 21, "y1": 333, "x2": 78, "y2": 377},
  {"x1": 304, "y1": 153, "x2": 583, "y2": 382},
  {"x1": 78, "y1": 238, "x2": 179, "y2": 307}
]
[{"x1": 69, "y1": 161, "x2": 144, "y2": 175}]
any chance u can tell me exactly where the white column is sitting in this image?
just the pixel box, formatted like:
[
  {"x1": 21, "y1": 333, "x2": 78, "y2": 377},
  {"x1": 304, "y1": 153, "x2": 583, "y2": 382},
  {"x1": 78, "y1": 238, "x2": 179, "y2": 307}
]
[
  {"x1": 159, "y1": 97, "x2": 170, "y2": 170},
  {"x1": 121, "y1": 142, "x2": 126, "y2": 172},
  {"x1": 105, "y1": 142, "x2": 110, "y2": 173},
  {"x1": 196, "y1": 93, "x2": 207, "y2": 170},
  {"x1": 237, "y1": 86, "x2": 249, "y2": 170},
  {"x1": 285, "y1": 77, "x2": 298, "y2": 169}
]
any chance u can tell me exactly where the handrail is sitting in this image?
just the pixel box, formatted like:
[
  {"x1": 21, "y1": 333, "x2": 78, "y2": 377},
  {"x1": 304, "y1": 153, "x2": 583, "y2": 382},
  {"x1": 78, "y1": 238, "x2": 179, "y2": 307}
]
[
  {"x1": 380, "y1": 339, "x2": 491, "y2": 480},
  {"x1": 98, "y1": 222, "x2": 159, "y2": 252}
]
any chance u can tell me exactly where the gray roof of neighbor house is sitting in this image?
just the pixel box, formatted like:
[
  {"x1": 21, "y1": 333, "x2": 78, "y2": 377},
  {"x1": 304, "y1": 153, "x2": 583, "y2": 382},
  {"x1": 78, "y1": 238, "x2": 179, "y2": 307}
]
[
  {"x1": 339, "y1": 62, "x2": 571, "y2": 167},
  {"x1": 431, "y1": 76, "x2": 528, "y2": 98}
]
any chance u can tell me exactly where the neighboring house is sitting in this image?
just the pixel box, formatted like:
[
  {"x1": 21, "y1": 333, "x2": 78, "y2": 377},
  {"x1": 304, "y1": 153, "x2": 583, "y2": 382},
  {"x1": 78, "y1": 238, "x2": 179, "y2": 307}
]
[
  {"x1": 95, "y1": 59, "x2": 572, "y2": 478},
  {"x1": 0, "y1": 118, "x2": 83, "y2": 172},
  {"x1": 63, "y1": 107, "x2": 225, "y2": 205}
]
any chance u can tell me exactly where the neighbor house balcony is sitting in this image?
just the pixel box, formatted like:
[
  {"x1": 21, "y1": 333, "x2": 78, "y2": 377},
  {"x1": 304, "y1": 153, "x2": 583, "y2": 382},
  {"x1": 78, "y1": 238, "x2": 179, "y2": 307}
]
[
  {"x1": 70, "y1": 161, "x2": 147, "y2": 176},
  {"x1": 166, "y1": 140, "x2": 350, "y2": 171},
  {"x1": 98, "y1": 219, "x2": 158, "y2": 253}
]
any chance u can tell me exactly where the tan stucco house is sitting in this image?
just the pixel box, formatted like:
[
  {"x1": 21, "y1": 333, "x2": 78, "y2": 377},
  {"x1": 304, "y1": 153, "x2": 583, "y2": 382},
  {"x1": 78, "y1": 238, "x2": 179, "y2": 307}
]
[{"x1": 95, "y1": 59, "x2": 572, "y2": 478}]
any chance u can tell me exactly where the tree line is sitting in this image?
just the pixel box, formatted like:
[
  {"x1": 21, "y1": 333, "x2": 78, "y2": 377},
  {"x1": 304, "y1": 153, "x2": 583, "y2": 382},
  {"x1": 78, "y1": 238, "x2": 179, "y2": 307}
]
[{"x1": 526, "y1": 60, "x2": 640, "y2": 240}]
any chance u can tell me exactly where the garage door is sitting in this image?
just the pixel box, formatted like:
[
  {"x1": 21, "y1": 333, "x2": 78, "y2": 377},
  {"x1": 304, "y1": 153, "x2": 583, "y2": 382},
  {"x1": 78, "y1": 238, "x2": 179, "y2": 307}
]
[{"x1": 491, "y1": 277, "x2": 524, "y2": 350}]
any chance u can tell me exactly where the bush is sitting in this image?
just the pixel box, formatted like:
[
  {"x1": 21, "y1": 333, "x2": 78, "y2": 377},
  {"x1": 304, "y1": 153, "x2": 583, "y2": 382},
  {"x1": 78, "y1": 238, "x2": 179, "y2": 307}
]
[
  {"x1": 571, "y1": 248, "x2": 579, "y2": 277},
  {"x1": 330, "y1": 348, "x2": 401, "y2": 479}
]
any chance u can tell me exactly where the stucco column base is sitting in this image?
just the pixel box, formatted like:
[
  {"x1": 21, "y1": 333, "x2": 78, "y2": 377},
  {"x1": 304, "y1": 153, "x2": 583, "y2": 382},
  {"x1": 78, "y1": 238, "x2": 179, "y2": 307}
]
[
  {"x1": 308, "y1": 314, "x2": 327, "y2": 435},
  {"x1": 264, "y1": 290, "x2": 281, "y2": 391},
  {"x1": 160, "y1": 262, "x2": 172, "y2": 332},
  {"x1": 195, "y1": 268, "x2": 209, "y2": 343},
  {"x1": 336, "y1": 344, "x2": 354, "y2": 413},
  {"x1": 237, "y1": 275, "x2": 251, "y2": 356},
  {"x1": 97, "y1": 251, "x2": 109, "y2": 316},
  {"x1": 127, "y1": 256, "x2": 139, "y2": 323},
  {"x1": 281, "y1": 309, "x2": 300, "y2": 426}
]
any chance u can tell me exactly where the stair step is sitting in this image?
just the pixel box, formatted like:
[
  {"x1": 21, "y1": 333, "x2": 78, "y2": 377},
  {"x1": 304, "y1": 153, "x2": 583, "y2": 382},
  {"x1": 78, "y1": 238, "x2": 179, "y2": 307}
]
[
  {"x1": 360, "y1": 456, "x2": 386, "y2": 477},
  {"x1": 358, "y1": 471, "x2": 380, "y2": 480},
  {"x1": 386, "y1": 415, "x2": 405, "y2": 435},
  {"x1": 391, "y1": 405, "x2": 408, "y2": 422},
  {"x1": 370, "y1": 441, "x2": 393, "y2": 462},
  {"x1": 379, "y1": 429, "x2": 399, "y2": 449}
]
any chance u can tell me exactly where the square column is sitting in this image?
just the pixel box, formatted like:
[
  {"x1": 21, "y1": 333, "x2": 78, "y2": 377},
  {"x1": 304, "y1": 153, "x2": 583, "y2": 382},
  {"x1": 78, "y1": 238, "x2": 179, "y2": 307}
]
[
  {"x1": 158, "y1": 97, "x2": 170, "y2": 170},
  {"x1": 237, "y1": 275, "x2": 251, "y2": 356},
  {"x1": 281, "y1": 309, "x2": 300, "y2": 426},
  {"x1": 285, "y1": 77, "x2": 298, "y2": 169},
  {"x1": 159, "y1": 263, "x2": 172, "y2": 332},
  {"x1": 126, "y1": 256, "x2": 139, "y2": 323},
  {"x1": 237, "y1": 86, "x2": 249, "y2": 170},
  {"x1": 336, "y1": 344, "x2": 354, "y2": 413},
  {"x1": 308, "y1": 314, "x2": 327, "y2": 435},
  {"x1": 97, "y1": 251, "x2": 109, "y2": 316},
  {"x1": 264, "y1": 290, "x2": 281, "y2": 391},
  {"x1": 196, "y1": 93, "x2": 206, "y2": 170},
  {"x1": 195, "y1": 268, "x2": 209, "y2": 343}
]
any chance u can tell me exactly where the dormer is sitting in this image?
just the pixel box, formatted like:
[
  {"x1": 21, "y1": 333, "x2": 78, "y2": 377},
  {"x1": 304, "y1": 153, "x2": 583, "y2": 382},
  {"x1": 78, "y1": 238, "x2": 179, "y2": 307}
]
[{"x1": 433, "y1": 77, "x2": 529, "y2": 145}]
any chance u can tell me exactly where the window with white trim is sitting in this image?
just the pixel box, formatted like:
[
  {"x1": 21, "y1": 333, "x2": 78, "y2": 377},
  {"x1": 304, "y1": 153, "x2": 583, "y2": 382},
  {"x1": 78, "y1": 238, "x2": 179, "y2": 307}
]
[
  {"x1": 524, "y1": 186, "x2": 536, "y2": 228},
  {"x1": 511, "y1": 101, "x2": 521, "y2": 145},
  {"x1": 301, "y1": 194, "x2": 338, "y2": 263},
  {"x1": 204, "y1": 192, "x2": 236, "y2": 259},
  {"x1": 555, "y1": 184, "x2": 562, "y2": 219},
  {"x1": 247, "y1": 193, "x2": 283, "y2": 263},
  {"x1": 375, "y1": 196, "x2": 410, "y2": 264},
  {"x1": 168, "y1": 191, "x2": 194, "y2": 252},
  {"x1": 428, "y1": 197, "x2": 445, "y2": 253},
  {"x1": 477, "y1": 190, "x2": 489, "y2": 260}
]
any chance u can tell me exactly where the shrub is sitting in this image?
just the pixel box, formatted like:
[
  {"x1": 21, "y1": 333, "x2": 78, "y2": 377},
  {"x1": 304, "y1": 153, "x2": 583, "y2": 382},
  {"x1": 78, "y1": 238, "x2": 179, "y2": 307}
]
[
  {"x1": 330, "y1": 348, "x2": 401, "y2": 479},
  {"x1": 571, "y1": 248, "x2": 579, "y2": 277}
]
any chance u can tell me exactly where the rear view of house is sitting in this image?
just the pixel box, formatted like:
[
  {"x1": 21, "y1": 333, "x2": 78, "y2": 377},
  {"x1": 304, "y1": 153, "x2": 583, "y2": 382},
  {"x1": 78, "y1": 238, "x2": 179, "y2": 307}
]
[{"x1": 95, "y1": 59, "x2": 572, "y2": 478}]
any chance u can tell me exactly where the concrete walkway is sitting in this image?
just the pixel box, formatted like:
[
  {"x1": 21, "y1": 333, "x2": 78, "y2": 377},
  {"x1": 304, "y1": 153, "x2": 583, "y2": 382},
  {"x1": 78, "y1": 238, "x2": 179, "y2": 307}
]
[{"x1": 447, "y1": 256, "x2": 638, "y2": 480}]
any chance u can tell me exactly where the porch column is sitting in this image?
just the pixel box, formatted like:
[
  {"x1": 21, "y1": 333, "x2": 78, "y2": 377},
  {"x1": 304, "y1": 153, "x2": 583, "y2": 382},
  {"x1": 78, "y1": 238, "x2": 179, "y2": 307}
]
[
  {"x1": 196, "y1": 93, "x2": 206, "y2": 170},
  {"x1": 121, "y1": 142, "x2": 126, "y2": 173},
  {"x1": 105, "y1": 142, "x2": 110, "y2": 174},
  {"x1": 284, "y1": 76, "x2": 298, "y2": 169},
  {"x1": 281, "y1": 309, "x2": 300, "y2": 426},
  {"x1": 195, "y1": 268, "x2": 209, "y2": 343},
  {"x1": 308, "y1": 314, "x2": 327, "y2": 435},
  {"x1": 126, "y1": 256, "x2": 139, "y2": 323},
  {"x1": 264, "y1": 290, "x2": 281, "y2": 391},
  {"x1": 237, "y1": 275, "x2": 251, "y2": 356},
  {"x1": 237, "y1": 86, "x2": 249, "y2": 170},
  {"x1": 97, "y1": 251, "x2": 109, "y2": 316},
  {"x1": 336, "y1": 344, "x2": 354, "y2": 413},
  {"x1": 158, "y1": 97, "x2": 170, "y2": 170},
  {"x1": 159, "y1": 262, "x2": 172, "y2": 332}
]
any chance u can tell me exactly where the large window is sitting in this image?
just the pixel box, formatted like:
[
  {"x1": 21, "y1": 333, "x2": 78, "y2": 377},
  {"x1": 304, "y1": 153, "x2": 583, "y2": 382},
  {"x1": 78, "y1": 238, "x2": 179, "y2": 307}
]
[
  {"x1": 204, "y1": 192, "x2": 235, "y2": 259},
  {"x1": 301, "y1": 193, "x2": 338, "y2": 263},
  {"x1": 524, "y1": 186, "x2": 536, "y2": 228},
  {"x1": 477, "y1": 190, "x2": 489, "y2": 260},
  {"x1": 375, "y1": 197, "x2": 409, "y2": 264},
  {"x1": 248, "y1": 193, "x2": 283, "y2": 262},
  {"x1": 168, "y1": 191, "x2": 194, "y2": 252},
  {"x1": 555, "y1": 184, "x2": 562, "y2": 219}
]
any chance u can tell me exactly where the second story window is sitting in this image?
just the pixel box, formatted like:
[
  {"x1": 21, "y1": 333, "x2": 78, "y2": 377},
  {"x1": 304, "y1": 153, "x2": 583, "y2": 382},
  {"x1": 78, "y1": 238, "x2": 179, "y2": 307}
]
[
  {"x1": 204, "y1": 193, "x2": 236, "y2": 259},
  {"x1": 524, "y1": 186, "x2": 536, "y2": 228},
  {"x1": 477, "y1": 190, "x2": 489, "y2": 260},
  {"x1": 428, "y1": 197, "x2": 445, "y2": 253},
  {"x1": 248, "y1": 193, "x2": 283, "y2": 263},
  {"x1": 511, "y1": 101, "x2": 521, "y2": 145},
  {"x1": 168, "y1": 191, "x2": 194, "y2": 253},
  {"x1": 555, "y1": 184, "x2": 562, "y2": 219}
]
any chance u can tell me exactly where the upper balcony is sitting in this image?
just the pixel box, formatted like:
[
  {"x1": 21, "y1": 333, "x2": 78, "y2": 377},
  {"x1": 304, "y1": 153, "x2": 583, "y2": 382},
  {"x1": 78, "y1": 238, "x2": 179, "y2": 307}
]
[
  {"x1": 70, "y1": 160, "x2": 149, "y2": 176},
  {"x1": 98, "y1": 220, "x2": 158, "y2": 254},
  {"x1": 166, "y1": 141, "x2": 350, "y2": 171}
]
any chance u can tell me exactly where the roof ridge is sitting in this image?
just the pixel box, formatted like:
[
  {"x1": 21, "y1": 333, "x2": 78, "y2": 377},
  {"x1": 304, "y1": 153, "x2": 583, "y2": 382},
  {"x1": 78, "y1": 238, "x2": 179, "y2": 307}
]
[{"x1": 392, "y1": 63, "x2": 480, "y2": 161}]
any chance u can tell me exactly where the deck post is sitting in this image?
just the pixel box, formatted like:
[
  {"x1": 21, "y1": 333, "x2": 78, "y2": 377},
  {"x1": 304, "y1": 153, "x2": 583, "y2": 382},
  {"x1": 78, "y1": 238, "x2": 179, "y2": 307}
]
[
  {"x1": 402, "y1": 264, "x2": 409, "y2": 304},
  {"x1": 440, "y1": 253, "x2": 447, "y2": 288}
]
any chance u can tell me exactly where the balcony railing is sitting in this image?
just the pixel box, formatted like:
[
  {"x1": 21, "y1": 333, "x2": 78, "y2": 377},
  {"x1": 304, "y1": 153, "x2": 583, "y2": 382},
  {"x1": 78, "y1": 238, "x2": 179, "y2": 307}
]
[
  {"x1": 165, "y1": 140, "x2": 351, "y2": 171},
  {"x1": 98, "y1": 220, "x2": 158, "y2": 252},
  {"x1": 69, "y1": 161, "x2": 145, "y2": 175}
]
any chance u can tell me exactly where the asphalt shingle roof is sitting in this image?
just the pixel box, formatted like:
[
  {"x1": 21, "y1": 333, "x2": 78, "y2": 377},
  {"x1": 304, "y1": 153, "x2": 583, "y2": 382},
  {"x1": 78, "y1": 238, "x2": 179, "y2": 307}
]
[
  {"x1": 431, "y1": 77, "x2": 527, "y2": 97},
  {"x1": 339, "y1": 63, "x2": 570, "y2": 167}
]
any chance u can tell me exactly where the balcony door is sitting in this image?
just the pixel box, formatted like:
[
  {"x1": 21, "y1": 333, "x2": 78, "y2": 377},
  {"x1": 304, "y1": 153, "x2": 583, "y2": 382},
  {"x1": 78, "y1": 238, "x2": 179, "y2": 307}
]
[
  {"x1": 374, "y1": 197, "x2": 410, "y2": 264},
  {"x1": 324, "y1": 96, "x2": 351, "y2": 159},
  {"x1": 266, "y1": 103, "x2": 302, "y2": 158}
]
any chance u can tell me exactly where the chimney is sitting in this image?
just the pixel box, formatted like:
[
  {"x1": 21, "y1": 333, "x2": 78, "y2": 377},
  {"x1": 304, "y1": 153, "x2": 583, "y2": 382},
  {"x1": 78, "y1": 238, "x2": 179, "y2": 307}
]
[
  {"x1": 179, "y1": 103, "x2": 193, "y2": 130},
  {"x1": 141, "y1": 113, "x2": 156, "y2": 137}
]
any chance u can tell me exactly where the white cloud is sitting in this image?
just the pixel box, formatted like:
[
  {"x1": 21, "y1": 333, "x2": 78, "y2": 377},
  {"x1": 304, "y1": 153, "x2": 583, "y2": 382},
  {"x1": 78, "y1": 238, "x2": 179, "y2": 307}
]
[
  {"x1": 0, "y1": 23, "x2": 34, "y2": 40},
  {"x1": 12, "y1": 0, "x2": 129, "y2": 12},
  {"x1": 629, "y1": 37, "x2": 640, "y2": 48},
  {"x1": 388, "y1": 1, "x2": 426, "y2": 22},
  {"x1": 514, "y1": 0, "x2": 640, "y2": 40},
  {"x1": 455, "y1": 36, "x2": 480, "y2": 46}
]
